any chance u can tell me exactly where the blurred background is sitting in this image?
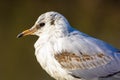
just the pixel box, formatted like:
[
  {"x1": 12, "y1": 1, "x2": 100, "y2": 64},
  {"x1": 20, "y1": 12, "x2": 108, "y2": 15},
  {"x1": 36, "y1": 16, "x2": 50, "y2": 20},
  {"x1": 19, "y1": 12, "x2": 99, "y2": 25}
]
[{"x1": 0, "y1": 0, "x2": 120, "y2": 80}]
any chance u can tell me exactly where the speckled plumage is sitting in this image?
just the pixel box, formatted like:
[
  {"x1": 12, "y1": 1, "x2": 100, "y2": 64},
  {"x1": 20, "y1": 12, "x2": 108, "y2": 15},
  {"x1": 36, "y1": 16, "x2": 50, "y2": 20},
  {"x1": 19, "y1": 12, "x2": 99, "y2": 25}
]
[{"x1": 18, "y1": 11, "x2": 120, "y2": 80}]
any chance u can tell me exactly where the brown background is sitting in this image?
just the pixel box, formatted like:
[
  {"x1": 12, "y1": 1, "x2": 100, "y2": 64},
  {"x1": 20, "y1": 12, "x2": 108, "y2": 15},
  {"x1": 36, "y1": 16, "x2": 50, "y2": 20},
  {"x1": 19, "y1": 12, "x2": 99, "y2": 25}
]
[{"x1": 0, "y1": 0, "x2": 120, "y2": 80}]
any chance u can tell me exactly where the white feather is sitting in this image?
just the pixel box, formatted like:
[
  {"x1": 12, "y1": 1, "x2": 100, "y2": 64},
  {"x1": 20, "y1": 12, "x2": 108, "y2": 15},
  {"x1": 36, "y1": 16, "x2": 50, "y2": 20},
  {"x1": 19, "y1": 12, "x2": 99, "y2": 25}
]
[{"x1": 32, "y1": 11, "x2": 120, "y2": 80}]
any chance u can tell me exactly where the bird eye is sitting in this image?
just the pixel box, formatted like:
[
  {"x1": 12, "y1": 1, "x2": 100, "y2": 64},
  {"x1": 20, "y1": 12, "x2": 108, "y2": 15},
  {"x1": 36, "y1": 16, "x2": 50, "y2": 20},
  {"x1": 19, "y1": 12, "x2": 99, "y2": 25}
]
[{"x1": 39, "y1": 22, "x2": 45, "y2": 27}]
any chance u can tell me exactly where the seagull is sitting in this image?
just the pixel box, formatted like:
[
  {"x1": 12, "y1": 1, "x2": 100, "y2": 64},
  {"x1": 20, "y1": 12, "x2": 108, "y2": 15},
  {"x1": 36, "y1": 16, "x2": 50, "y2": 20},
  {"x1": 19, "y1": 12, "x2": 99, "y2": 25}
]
[{"x1": 17, "y1": 11, "x2": 120, "y2": 80}]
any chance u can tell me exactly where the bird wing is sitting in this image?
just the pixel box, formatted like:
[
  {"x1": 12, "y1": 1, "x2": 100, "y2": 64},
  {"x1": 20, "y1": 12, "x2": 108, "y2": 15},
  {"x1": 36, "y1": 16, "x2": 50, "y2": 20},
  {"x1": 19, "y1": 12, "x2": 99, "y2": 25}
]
[
  {"x1": 55, "y1": 51, "x2": 112, "y2": 70},
  {"x1": 54, "y1": 30, "x2": 116, "y2": 70},
  {"x1": 54, "y1": 30, "x2": 120, "y2": 78}
]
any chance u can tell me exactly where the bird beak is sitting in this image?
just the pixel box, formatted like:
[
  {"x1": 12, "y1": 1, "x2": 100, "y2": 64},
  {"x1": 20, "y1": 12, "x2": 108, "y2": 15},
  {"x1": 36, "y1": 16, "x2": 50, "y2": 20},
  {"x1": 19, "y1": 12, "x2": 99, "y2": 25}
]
[{"x1": 17, "y1": 27, "x2": 37, "y2": 38}]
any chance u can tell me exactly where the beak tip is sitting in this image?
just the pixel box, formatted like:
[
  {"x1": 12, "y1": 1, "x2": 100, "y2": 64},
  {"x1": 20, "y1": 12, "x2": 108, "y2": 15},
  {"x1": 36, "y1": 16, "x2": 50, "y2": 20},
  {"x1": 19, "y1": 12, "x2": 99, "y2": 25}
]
[{"x1": 17, "y1": 33, "x2": 23, "y2": 38}]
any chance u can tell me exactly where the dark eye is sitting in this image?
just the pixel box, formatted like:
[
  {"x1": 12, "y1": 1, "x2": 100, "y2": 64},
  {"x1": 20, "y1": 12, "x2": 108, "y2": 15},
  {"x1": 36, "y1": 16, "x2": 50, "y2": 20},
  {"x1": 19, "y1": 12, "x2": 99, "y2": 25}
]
[{"x1": 39, "y1": 22, "x2": 45, "y2": 27}]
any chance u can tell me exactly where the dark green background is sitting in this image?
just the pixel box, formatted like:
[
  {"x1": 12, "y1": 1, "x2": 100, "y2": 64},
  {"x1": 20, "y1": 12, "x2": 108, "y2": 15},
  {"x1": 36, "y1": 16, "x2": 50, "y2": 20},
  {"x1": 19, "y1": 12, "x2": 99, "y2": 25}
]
[{"x1": 0, "y1": 0, "x2": 120, "y2": 80}]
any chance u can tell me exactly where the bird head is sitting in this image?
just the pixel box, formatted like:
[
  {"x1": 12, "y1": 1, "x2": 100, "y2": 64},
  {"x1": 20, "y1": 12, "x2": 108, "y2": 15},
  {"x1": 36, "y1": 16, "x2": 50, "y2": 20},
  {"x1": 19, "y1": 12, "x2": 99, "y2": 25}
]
[{"x1": 17, "y1": 11, "x2": 71, "y2": 38}]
